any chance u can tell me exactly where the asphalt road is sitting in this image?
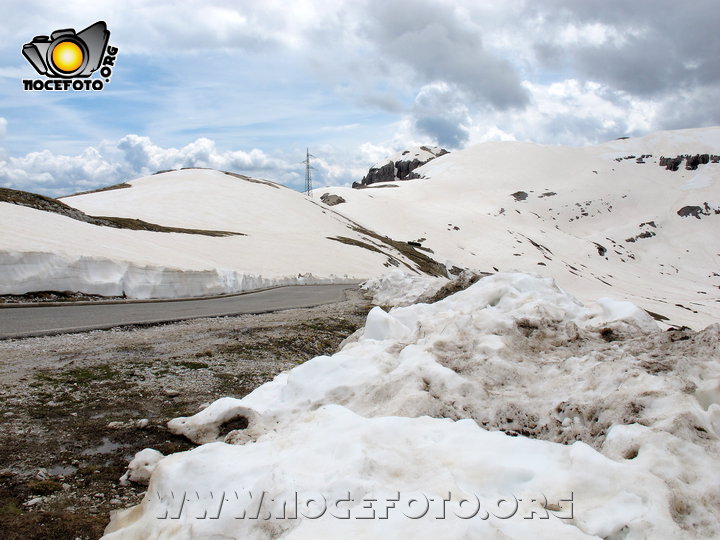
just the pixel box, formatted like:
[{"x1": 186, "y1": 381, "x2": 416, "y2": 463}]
[{"x1": 0, "y1": 283, "x2": 360, "y2": 339}]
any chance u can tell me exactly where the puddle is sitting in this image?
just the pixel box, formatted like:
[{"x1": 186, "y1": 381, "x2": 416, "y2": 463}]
[
  {"x1": 48, "y1": 464, "x2": 78, "y2": 476},
  {"x1": 80, "y1": 437, "x2": 125, "y2": 455}
]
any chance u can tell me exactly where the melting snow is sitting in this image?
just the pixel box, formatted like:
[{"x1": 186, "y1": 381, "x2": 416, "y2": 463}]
[{"x1": 105, "y1": 272, "x2": 720, "y2": 539}]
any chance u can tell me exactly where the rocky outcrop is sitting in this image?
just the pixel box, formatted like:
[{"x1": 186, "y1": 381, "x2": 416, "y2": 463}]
[
  {"x1": 677, "y1": 203, "x2": 720, "y2": 219},
  {"x1": 359, "y1": 161, "x2": 396, "y2": 186},
  {"x1": 659, "y1": 154, "x2": 718, "y2": 171},
  {"x1": 320, "y1": 193, "x2": 346, "y2": 206},
  {"x1": 353, "y1": 146, "x2": 449, "y2": 188}
]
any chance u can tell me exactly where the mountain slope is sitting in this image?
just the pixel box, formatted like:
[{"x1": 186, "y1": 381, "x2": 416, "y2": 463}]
[{"x1": 317, "y1": 127, "x2": 720, "y2": 329}]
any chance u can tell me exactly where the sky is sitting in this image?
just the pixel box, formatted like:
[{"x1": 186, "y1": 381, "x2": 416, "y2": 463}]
[{"x1": 0, "y1": 0, "x2": 718, "y2": 197}]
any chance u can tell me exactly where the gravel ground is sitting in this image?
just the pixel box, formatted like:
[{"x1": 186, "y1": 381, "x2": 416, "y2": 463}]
[
  {"x1": 0, "y1": 288, "x2": 371, "y2": 539},
  {"x1": 0, "y1": 291, "x2": 125, "y2": 304}
]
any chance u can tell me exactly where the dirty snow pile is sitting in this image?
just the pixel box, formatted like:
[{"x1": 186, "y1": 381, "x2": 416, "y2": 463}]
[
  {"x1": 104, "y1": 272, "x2": 720, "y2": 539},
  {"x1": 361, "y1": 268, "x2": 449, "y2": 306}
]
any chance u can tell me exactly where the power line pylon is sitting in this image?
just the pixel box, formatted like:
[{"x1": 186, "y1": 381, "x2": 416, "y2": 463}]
[{"x1": 303, "y1": 148, "x2": 315, "y2": 197}]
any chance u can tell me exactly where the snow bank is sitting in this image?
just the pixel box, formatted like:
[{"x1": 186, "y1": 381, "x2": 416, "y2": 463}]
[
  {"x1": 0, "y1": 251, "x2": 359, "y2": 299},
  {"x1": 361, "y1": 268, "x2": 449, "y2": 306},
  {"x1": 103, "y1": 272, "x2": 720, "y2": 539},
  {"x1": 107, "y1": 406, "x2": 676, "y2": 539}
]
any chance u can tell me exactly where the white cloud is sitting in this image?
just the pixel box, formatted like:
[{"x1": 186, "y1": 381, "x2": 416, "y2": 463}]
[
  {"x1": 554, "y1": 22, "x2": 645, "y2": 48},
  {"x1": 115, "y1": 135, "x2": 285, "y2": 174},
  {"x1": 459, "y1": 79, "x2": 659, "y2": 146},
  {"x1": 0, "y1": 117, "x2": 6, "y2": 139},
  {"x1": 0, "y1": 133, "x2": 388, "y2": 196},
  {"x1": 411, "y1": 82, "x2": 471, "y2": 149},
  {"x1": 0, "y1": 135, "x2": 303, "y2": 196}
]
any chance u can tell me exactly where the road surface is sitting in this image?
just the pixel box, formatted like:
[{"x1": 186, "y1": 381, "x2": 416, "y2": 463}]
[{"x1": 0, "y1": 284, "x2": 360, "y2": 339}]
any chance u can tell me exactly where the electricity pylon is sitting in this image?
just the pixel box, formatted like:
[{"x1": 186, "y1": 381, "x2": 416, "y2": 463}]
[{"x1": 303, "y1": 148, "x2": 315, "y2": 197}]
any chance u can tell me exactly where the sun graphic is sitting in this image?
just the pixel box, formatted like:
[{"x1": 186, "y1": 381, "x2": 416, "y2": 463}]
[{"x1": 51, "y1": 40, "x2": 84, "y2": 73}]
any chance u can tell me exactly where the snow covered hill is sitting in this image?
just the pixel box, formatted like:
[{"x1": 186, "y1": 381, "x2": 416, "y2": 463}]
[
  {"x1": 318, "y1": 127, "x2": 720, "y2": 329},
  {"x1": 0, "y1": 169, "x2": 442, "y2": 299}
]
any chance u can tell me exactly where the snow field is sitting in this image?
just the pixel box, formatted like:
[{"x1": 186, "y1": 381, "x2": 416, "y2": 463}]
[{"x1": 317, "y1": 127, "x2": 720, "y2": 330}]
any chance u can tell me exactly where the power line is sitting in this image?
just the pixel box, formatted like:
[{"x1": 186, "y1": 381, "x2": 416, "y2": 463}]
[{"x1": 302, "y1": 148, "x2": 315, "y2": 197}]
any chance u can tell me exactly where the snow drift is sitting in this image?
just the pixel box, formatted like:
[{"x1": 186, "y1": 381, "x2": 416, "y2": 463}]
[{"x1": 103, "y1": 272, "x2": 720, "y2": 539}]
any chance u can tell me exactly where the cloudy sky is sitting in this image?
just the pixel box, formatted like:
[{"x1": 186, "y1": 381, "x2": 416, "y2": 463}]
[{"x1": 1, "y1": 0, "x2": 718, "y2": 196}]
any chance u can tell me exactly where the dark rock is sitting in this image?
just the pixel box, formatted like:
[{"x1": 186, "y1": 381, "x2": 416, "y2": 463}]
[
  {"x1": 625, "y1": 231, "x2": 656, "y2": 242},
  {"x1": 659, "y1": 156, "x2": 684, "y2": 171},
  {"x1": 677, "y1": 203, "x2": 720, "y2": 219},
  {"x1": 685, "y1": 155, "x2": 700, "y2": 170},
  {"x1": 511, "y1": 191, "x2": 528, "y2": 201},
  {"x1": 320, "y1": 193, "x2": 346, "y2": 206},
  {"x1": 677, "y1": 205, "x2": 706, "y2": 219},
  {"x1": 660, "y1": 153, "x2": 718, "y2": 171},
  {"x1": 355, "y1": 146, "x2": 449, "y2": 188},
  {"x1": 362, "y1": 161, "x2": 396, "y2": 185}
]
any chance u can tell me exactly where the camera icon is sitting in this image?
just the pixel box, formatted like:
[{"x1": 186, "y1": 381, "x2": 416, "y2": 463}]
[{"x1": 22, "y1": 21, "x2": 109, "y2": 78}]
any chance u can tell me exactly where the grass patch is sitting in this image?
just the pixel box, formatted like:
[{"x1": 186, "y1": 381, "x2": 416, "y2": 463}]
[
  {"x1": 0, "y1": 502, "x2": 22, "y2": 516},
  {"x1": 328, "y1": 219, "x2": 447, "y2": 277},
  {"x1": 175, "y1": 360, "x2": 209, "y2": 370},
  {"x1": 34, "y1": 364, "x2": 120, "y2": 385},
  {"x1": 327, "y1": 236, "x2": 385, "y2": 254},
  {"x1": 26, "y1": 480, "x2": 62, "y2": 496},
  {"x1": 93, "y1": 215, "x2": 244, "y2": 237},
  {"x1": 63, "y1": 365, "x2": 119, "y2": 383},
  {"x1": 0, "y1": 509, "x2": 108, "y2": 539},
  {"x1": 1, "y1": 187, "x2": 244, "y2": 237}
]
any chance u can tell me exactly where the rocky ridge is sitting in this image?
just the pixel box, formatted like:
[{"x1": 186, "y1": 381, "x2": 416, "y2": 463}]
[{"x1": 353, "y1": 146, "x2": 448, "y2": 188}]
